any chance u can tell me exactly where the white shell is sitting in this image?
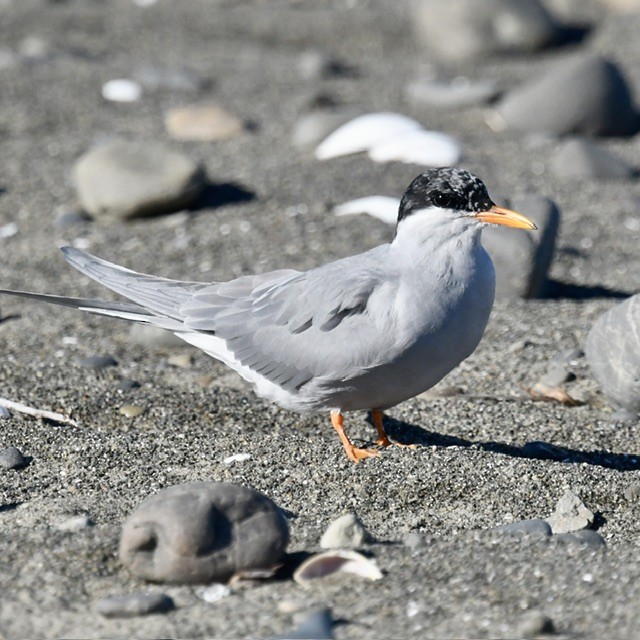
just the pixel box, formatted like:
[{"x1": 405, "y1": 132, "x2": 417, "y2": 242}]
[
  {"x1": 101, "y1": 79, "x2": 142, "y2": 103},
  {"x1": 368, "y1": 129, "x2": 461, "y2": 166},
  {"x1": 334, "y1": 196, "x2": 400, "y2": 225},
  {"x1": 223, "y1": 452, "x2": 252, "y2": 464},
  {"x1": 195, "y1": 583, "x2": 231, "y2": 603},
  {"x1": 293, "y1": 550, "x2": 383, "y2": 587},
  {"x1": 315, "y1": 113, "x2": 422, "y2": 160}
]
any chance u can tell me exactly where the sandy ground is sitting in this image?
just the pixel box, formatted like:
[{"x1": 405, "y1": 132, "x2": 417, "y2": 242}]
[{"x1": 1, "y1": 1, "x2": 640, "y2": 638}]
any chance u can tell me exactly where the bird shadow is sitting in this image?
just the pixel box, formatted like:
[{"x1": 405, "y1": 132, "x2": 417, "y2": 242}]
[{"x1": 375, "y1": 414, "x2": 640, "y2": 472}]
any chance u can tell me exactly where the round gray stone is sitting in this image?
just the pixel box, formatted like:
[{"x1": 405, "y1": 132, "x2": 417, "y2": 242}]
[
  {"x1": 405, "y1": 77, "x2": 500, "y2": 109},
  {"x1": 555, "y1": 530, "x2": 606, "y2": 549},
  {"x1": 410, "y1": 0, "x2": 561, "y2": 62},
  {"x1": 553, "y1": 138, "x2": 636, "y2": 180},
  {"x1": 493, "y1": 55, "x2": 639, "y2": 136},
  {"x1": 73, "y1": 140, "x2": 205, "y2": 220},
  {"x1": 119, "y1": 481, "x2": 289, "y2": 584},
  {"x1": 586, "y1": 294, "x2": 640, "y2": 411},
  {"x1": 481, "y1": 194, "x2": 559, "y2": 299},
  {"x1": 79, "y1": 355, "x2": 118, "y2": 370},
  {"x1": 514, "y1": 612, "x2": 555, "y2": 639},
  {"x1": 95, "y1": 592, "x2": 174, "y2": 618},
  {"x1": 0, "y1": 446, "x2": 27, "y2": 470},
  {"x1": 492, "y1": 519, "x2": 552, "y2": 537}
]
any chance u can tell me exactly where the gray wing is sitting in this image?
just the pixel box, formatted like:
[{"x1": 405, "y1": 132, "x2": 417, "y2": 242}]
[{"x1": 180, "y1": 245, "x2": 398, "y2": 392}]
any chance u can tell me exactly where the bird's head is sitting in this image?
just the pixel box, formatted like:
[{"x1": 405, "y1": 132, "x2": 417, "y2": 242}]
[{"x1": 397, "y1": 167, "x2": 537, "y2": 231}]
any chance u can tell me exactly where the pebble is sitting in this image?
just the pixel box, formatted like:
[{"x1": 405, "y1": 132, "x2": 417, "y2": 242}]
[
  {"x1": 555, "y1": 530, "x2": 606, "y2": 549},
  {"x1": 129, "y1": 324, "x2": 186, "y2": 349},
  {"x1": 119, "y1": 482, "x2": 289, "y2": 584},
  {"x1": 73, "y1": 140, "x2": 205, "y2": 220},
  {"x1": 0, "y1": 406, "x2": 10, "y2": 419},
  {"x1": 403, "y1": 532, "x2": 426, "y2": 550},
  {"x1": 134, "y1": 64, "x2": 203, "y2": 92},
  {"x1": 95, "y1": 592, "x2": 174, "y2": 618},
  {"x1": 298, "y1": 50, "x2": 346, "y2": 80},
  {"x1": 52, "y1": 210, "x2": 92, "y2": 229},
  {"x1": 115, "y1": 379, "x2": 141, "y2": 391},
  {"x1": 410, "y1": 0, "x2": 562, "y2": 62},
  {"x1": 405, "y1": 77, "x2": 500, "y2": 109},
  {"x1": 624, "y1": 484, "x2": 640, "y2": 501},
  {"x1": 540, "y1": 362, "x2": 574, "y2": 387},
  {"x1": 165, "y1": 104, "x2": 244, "y2": 141},
  {"x1": 57, "y1": 515, "x2": 94, "y2": 531},
  {"x1": 545, "y1": 490, "x2": 595, "y2": 534},
  {"x1": 101, "y1": 79, "x2": 143, "y2": 103},
  {"x1": 491, "y1": 55, "x2": 639, "y2": 136},
  {"x1": 553, "y1": 138, "x2": 636, "y2": 180},
  {"x1": 195, "y1": 583, "x2": 231, "y2": 603},
  {"x1": 492, "y1": 519, "x2": 552, "y2": 537},
  {"x1": 610, "y1": 408, "x2": 638, "y2": 425},
  {"x1": 481, "y1": 194, "x2": 559, "y2": 299},
  {"x1": 514, "y1": 611, "x2": 555, "y2": 639},
  {"x1": 292, "y1": 109, "x2": 361, "y2": 151},
  {"x1": 167, "y1": 352, "x2": 193, "y2": 368},
  {"x1": 320, "y1": 513, "x2": 370, "y2": 549},
  {"x1": 79, "y1": 355, "x2": 118, "y2": 370},
  {"x1": 0, "y1": 446, "x2": 27, "y2": 470},
  {"x1": 270, "y1": 608, "x2": 335, "y2": 640},
  {"x1": 119, "y1": 405, "x2": 146, "y2": 418},
  {"x1": 585, "y1": 294, "x2": 640, "y2": 411}
]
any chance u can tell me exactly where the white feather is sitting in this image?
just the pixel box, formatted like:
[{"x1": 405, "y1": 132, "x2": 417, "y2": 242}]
[{"x1": 333, "y1": 196, "x2": 400, "y2": 225}]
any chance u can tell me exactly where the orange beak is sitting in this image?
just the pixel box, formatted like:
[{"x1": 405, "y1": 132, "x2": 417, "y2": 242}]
[{"x1": 474, "y1": 205, "x2": 537, "y2": 230}]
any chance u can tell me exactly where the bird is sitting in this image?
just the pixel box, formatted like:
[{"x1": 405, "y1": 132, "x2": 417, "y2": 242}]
[{"x1": 0, "y1": 168, "x2": 536, "y2": 462}]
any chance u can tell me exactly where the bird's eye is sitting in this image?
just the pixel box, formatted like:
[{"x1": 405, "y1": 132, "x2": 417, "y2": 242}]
[{"x1": 433, "y1": 193, "x2": 452, "y2": 208}]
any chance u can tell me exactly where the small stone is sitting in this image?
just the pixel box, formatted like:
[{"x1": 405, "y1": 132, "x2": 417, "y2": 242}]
[
  {"x1": 57, "y1": 515, "x2": 95, "y2": 531},
  {"x1": 95, "y1": 592, "x2": 174, "y2": 618},
  {"x1": 515, "y1": 611, "x2": 555, "y2": 639},
  {"x1": 482, "y1": 194, "x2": 559, "y2": 299},
  {"x1": 101, "y1": 79, "x2": 143, "y2": 103},
  {"x1": 492, "y1": 519, "x2": 552, "y2": 537},
  {"x1": 52, "y1": 210, "x2": 92, "y2": 229},
  {"x1": 292, "y1": 109, "x2": 360, "y2": 152},
  {"x1": 79, "y1": 355, "x2": 118, "y2": 370},
  {"x1": 298, "y1": 50, "x2": 344, "y2": 81},
  {"x1": 167, "y1": 352, "x2": 193, "y2": 368},
  {"x1": 586, "y1": 294, "x2": 640, "y2": 411},
  {"x1": 119, "y1": 405, "x2": 145, "y2": 418},
  {"x1": 555, "y1": 530, "x2": 606, "y2": 549},
  {"x1": 165, "y1": 104, "x2": 244, "y2": 141},
  {"x1": 492, "y1": 55, "x2": 639, "y2": 137},
  {"x1": 116, "y1": 379, "x2": 141, "y2": 391},
  {"x1": 0, "y1": 406, "x2": 10, "y2": 419},
  {"x1": 270, "y1": 608, "x2": 334, "y2": 640},
  {"x1": 134, "y1": 64, "x2": 204, "y2": 93},
  {"x1": 546, "y1": 490, "x2": 595, "y2": 534},
  {"x1": 540, "y1": 362, "x2": 574, "y2": 387},
  {"x1": 74, "y1": 140, "x2": 205, "y2": 220},
  {"x1": 129, "y1": 324, "x2": 186, "y2": 349},
  {"x1": 119, "y1": 482, "x2": 289, "y2": 584},
  {"x1": 410, "y1": 0, "x2": 562, "y2": 61},
  {"x1": 405, "y1": 77, "x2": 500, "y2": 109},
  {"x1": 403, "y1": 532, "x2": 425, "y2": 550},
  {"x1": 623, "y1": 484, "x2": 640, "y2": 501},
  {"x1": 194, "y1": 583, "x2": 231, "y2": 603},
  {"x1": 0, "y1": 446, "x2": 27, "y2": 470},
  {"x1": 320, "y1": 513, "x2": 370, "y2": 549},
  {"x1": 553, "y1": 138, "x2": 636, "y2": 180},
  {"x1": 610, "y1": 408, "x2": 638, "y2": 425}
]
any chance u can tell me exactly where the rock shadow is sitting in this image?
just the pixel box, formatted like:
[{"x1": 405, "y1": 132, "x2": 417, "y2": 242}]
[
  {"x1": 543, "y1": 279, "x2": 632, "y2": 300},
  {"x1": 191, "y1": 181, "x2": 256, "y2": 211}
]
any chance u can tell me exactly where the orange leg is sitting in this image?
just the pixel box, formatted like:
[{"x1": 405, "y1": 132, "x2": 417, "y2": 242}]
[
  {"x1": 330, "y1": 410, "x2": 379, "y2": 463},
  {"x1": 371, "y1": 409, "x2": 393, "y2": 448}
]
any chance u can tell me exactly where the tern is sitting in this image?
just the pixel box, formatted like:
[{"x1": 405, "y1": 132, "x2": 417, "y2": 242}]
[{"x1": 0, "y1": 168, "x2": 536, "y2": 462}]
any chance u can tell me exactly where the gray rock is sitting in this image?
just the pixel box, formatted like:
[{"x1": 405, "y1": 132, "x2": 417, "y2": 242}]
[
  {"x1": 115, "y1": 379, "x2": 141, "y2": 391},
  {"x1": 410, "y1": 0, "x2": 562, "y2": 62},
  {"x1": 493, "y1": 55, "x2": 639, "y2": 136},
  {"x1": 546, "y1": 490, "x2": 595, "y2": 534},
  {"x1": 79, "y1": 355, "x2": 118, "y2": 370},
  {"x1": 553, "y1": 138, "x2": 636, "y2": 179},
  {"x1": 405, "y1": 77, "x2": 500, "y2": 109},
  {"x1": 95, "y1": 592, "x2": 174, "y2": 618},
  {"x1": 492, "y1": 519, "x2": 552, "y2": 537},
  {"x1": 540, "y1": 362, "x2": 574, "y2": 387},
  {"x1": 292, "y1": 109, "x2": 360, "y2": 151},
  {"x1": 129, "y1": 324, "x2": 186, "y2": 349},
  {"x1": 514, "y1": 611, "x2": 555, "y2": 639},
  {"x1": 610, "y1": 408, "x2": 639, "y2": 425},
  {"x1": 482, "y1": 194, "x2": 560, "y2": 299},
  {"x1": 585, "y1": 294, "x2": 640, "y2": 411},
  {"x1": 0, "y1": 446, "x2": 27, "y2": 470},
  {"x1": 0, "y1": 406, "x2": 10, "y2": 419},
  {"x1": 623, "y1": 484, "x2": 640, "y2": 501},
  {"x1": 555, "y1": 529, "x2": 606, "y2": 549},
  {"x1": 298, "y1": 50, "x2": 346, "y2": 81},
  {"x1": 119, "y1": 482, "x2": 289, "y2": 584},
  {"x1": 320, "y1": 513, "x2": 370, "y2": 549},
  {"x1": 57, "y1": 515, "x2": 95, "y2": 531},
  {"x1": 52, "y1": 210, "x2": 92, "y2": 229},
  {"x1": 270, "y1": 608, "x2": 334, "y2": 640},
  {"x1": 134, "y1": 64, "x2": 204, "y2": 93},
  {"x1": 74, "y1": 140, "x2": 205, "y2": 220}
]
